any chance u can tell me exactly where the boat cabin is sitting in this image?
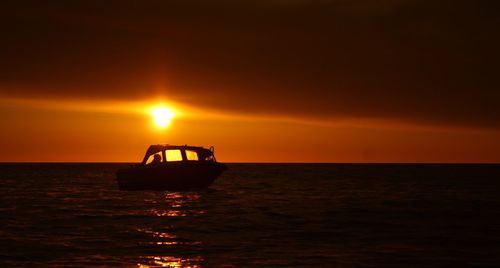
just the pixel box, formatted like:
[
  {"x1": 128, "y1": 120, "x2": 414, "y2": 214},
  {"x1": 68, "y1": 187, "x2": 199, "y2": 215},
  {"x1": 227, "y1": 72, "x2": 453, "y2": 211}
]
[{"x1": 142, "y1": 145, "x2": 217, "y2": 165}]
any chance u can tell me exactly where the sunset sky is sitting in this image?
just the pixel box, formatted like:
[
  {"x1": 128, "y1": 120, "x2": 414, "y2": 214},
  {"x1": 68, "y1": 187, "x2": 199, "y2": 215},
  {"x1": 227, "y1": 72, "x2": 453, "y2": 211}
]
[{"x1": 1, "y1": 1, "x2": 499, "y2": 162}]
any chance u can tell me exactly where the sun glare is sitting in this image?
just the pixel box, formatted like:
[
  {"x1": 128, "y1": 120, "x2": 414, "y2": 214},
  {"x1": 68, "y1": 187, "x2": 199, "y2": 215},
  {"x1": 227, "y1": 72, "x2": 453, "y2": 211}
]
[{"x1": 151, "y1": 106, "x2": 175, "y2": 128}]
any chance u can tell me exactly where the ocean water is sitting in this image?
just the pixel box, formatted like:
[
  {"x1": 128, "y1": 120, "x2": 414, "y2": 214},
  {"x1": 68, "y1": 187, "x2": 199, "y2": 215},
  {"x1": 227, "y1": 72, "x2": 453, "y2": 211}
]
[{"x1": 1, "y1": 163, "x2": 499, "y2": 267}]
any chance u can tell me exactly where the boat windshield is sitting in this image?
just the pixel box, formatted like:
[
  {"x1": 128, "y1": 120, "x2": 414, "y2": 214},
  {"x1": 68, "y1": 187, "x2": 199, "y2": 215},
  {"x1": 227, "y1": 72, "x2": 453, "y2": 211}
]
[
  {"x1": 142, "y1": 145, "x2": 217, "y2": 164},
  {"x1": 165, "y1": 149, "x2": 183, "y2": 162},
  {"x1": 145, "y1": 153, "x2": 162, "y2": 165},
  {"x1": 186, "y1": 150, "x2": 199, "y2": 161}
]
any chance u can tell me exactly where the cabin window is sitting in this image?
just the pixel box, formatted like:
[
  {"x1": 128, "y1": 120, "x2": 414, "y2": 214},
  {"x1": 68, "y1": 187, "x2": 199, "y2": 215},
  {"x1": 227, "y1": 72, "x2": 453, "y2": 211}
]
[
  {"x1": 165, "y1": 149, "x2": 183, "y2": 162},
  {"x1": 185, "y1": 150, "x2": 199, "y2": 161},
  {"x1": 146, "y1": 153, "x2": 162, "y2": 164}
]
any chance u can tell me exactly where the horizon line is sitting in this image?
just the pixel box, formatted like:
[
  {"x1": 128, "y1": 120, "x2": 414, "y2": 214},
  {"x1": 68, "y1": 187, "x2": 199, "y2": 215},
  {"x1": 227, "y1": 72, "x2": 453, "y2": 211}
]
[{"x1": 0, "y1": 161, "x2": 499, "y2": 165}]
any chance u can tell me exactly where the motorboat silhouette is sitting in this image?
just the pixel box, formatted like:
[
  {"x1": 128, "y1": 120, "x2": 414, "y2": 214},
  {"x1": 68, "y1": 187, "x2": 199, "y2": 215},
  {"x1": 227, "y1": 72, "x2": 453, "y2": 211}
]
[{"x1": 116, "y1": 144, "x2": 227, "y2": 190}]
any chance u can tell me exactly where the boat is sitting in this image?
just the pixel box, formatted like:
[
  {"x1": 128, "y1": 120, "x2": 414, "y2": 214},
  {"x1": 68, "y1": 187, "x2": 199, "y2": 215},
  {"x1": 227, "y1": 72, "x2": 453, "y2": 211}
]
[{"x1": 116, "y1": 144, "x2": 227, "y2": 191}]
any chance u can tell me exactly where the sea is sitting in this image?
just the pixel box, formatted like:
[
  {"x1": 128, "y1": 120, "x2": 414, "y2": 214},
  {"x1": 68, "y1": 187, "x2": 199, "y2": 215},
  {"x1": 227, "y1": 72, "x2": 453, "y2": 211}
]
[{"x1": 1, "y1": 163, "x2": 499, "y2": 267}]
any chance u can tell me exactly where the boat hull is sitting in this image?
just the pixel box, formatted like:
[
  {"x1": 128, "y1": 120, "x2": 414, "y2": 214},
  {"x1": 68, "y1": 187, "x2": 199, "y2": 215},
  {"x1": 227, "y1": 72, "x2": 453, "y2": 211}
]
[{"x1": 116, "y1": 162, "x2": 226, "y2": 191}]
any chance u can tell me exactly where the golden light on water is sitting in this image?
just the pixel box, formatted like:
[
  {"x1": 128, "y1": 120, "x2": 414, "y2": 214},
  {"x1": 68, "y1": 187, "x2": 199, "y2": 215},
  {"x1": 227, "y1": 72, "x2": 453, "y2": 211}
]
[
  {"x1": 138, "y1": 256, "x2": 203, "y2": 268},
  {"x1": 151, "y1": 106, "x2": 175, "y2": 128},
  {"x1": 136, "y1": 193, "x2": 204, "y2": 267}
]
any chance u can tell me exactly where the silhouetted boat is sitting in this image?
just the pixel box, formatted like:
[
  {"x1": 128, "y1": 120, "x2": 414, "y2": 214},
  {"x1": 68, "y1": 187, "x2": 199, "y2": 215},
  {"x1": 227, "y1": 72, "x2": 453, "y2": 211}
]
[{"x1": 116, "y1": 144, "x2": 227, "y2": 191}]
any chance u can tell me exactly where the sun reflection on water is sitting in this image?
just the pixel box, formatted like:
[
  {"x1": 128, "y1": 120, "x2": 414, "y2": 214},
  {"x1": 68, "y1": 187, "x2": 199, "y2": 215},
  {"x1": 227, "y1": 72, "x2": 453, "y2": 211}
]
[
  {"x1": 137, "y1": 228, "x2": 177, "y2": 239},
  {"x1": 150, "y1": 209, "x2": 188, "y2": 217},
  {"x1": 138, "y1": 256, "x2": 203, "y2": 268},
  {"x1": 136, "y1": 192, "x2": 206, "y2": 267},
  {"x1": 146, "y1": 192, "x2": 205, "y2": 217}
]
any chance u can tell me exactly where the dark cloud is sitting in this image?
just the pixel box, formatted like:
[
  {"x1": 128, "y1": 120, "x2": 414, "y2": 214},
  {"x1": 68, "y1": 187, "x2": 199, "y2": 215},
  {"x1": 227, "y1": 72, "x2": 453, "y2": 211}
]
[{"x1": 1, "y1": 0, "x2": 499, "y2": 127}]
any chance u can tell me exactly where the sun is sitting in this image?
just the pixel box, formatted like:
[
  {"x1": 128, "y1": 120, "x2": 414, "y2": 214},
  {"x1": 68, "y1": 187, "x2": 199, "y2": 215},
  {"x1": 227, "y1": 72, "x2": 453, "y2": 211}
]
[{"x1": 151, "y1": 106, "x2": 175, "y2": 128}]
